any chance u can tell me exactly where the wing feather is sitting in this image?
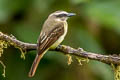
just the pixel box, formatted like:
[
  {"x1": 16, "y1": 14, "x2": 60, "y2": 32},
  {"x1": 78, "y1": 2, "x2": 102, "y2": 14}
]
[{"x1": 37, "y1": 23, "x2": 64, "y2": 55}]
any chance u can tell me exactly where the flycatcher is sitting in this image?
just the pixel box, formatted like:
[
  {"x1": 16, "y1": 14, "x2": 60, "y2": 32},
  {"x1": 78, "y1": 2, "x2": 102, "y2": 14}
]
[{"x1": 28, "y1": 11, "x2": 76, "y2": 77}]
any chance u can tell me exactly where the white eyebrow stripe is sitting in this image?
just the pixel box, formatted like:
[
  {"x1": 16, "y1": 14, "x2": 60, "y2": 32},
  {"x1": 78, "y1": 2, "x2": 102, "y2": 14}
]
[{"x1": 54, "y1": 12, "x2": 68, "y2": 15}]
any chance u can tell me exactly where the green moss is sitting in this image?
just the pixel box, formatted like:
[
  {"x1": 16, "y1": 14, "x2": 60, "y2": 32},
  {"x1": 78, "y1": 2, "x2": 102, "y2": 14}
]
[
  {"x1": 7, "y1": 38, "x2": 26, "y2": 60},
  {"x1": 111, "y1": 64, "x2": 120, "y2": 80},
  {"x1": 0, "y1": 40, "x2": 8, "y2": 57},
  {"x1": 0, "y1": 61, "x2": 6, "y2": 77},
  {"x1": 0, "y1": 40, "x2": 8, "y2": 77},
  {"x1": 0, "y1": 32, "x2": 26, "y2": 77},
  {"x1": 66, "y1": 54, "x2": 73, "y2": 65},
  {"x1": 19, "y1": 48, "x2": 26, "y2": 60},
  {"x1": 76, "y1": 56, "x2": 89, "y2": 65},
  {"x1": 66, "y1": 54, "x2": 89, "y2": 66},
  {"x1": 11, "y1": 44, "x2": 26, "y2": 60}
]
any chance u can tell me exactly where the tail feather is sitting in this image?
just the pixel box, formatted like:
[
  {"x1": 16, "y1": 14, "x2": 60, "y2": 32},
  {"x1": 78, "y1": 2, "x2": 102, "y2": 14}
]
[{"x1": 28, "y1": 52, "x2": 45, "y2": 77}]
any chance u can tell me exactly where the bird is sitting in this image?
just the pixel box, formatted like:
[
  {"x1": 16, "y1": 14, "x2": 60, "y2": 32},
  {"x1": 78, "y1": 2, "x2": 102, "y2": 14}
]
[{"x1": 28, "y1": 10, "x2": 76, "y2": 77}]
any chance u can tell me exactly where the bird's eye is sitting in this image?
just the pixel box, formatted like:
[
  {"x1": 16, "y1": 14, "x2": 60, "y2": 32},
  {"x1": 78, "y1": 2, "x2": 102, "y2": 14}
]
[{"x1": 56, "y1": 14, "x2": 67, "y2": 17}]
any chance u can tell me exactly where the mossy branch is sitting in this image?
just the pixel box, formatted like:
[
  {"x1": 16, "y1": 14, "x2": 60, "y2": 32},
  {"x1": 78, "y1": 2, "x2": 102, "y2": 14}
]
[
  {"x1": 0, "y1": 32, "x2": 120, "y2": 65},
  {"x1": 1, "y1": 32, "x2": 120, "y2": 79}
]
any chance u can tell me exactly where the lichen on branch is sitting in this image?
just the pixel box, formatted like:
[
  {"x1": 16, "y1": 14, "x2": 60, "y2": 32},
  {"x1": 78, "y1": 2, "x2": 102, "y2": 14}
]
[
  {"x1": 0, "y1": 61, "x2": 6, "y2": 77},
  {"x1": 111, "y1": 64, "x2": 120, "y2": 80},
  {"x1": 1, "y1": 31, "x2": 120, "y2": 64},
  {"x1": 1, "y1": 31, "x2": 120, "y2": 79},
  {"x1": 0, "y1": 32, "x2": 26, "y2": 59},
  {"x1": 66, "y1": 54, "x2": 73, "y2": 65},
  {"x1": 0, "y1": 40, "x2": 8, "y2": 57}
]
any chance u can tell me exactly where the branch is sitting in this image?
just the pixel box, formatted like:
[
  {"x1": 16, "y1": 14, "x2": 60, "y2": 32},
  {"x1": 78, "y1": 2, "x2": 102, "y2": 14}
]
[{"x1": 0, "y1": 32, "x2": 120, "y2": 65}]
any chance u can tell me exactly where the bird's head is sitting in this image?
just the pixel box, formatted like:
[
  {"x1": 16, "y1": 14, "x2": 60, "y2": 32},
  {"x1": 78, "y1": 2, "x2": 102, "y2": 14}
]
[{"x1": 48, "y1": 11, "x2": 76, "y2": 21}]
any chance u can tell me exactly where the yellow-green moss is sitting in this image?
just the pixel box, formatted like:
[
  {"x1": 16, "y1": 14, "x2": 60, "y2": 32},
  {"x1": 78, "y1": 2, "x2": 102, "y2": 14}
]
[
  {"x1": 66, "y1": 54, "x2": 89, "y2": 66},
  {"x1": 0, "y1": 32, "x2": 26, "y2": 77},
  {"x1": 0, "y1": 40, "x2": 8, "y2": 77},
  {"x1": 19, "y1": 48, "x2": 26, "y2": 60},
  {"x1": 0, "y1": 40, "x2": 8, "y2": 57},
  {"x1": 7, "y1": 39, "x2": 26, "y2": 60},
  {"x1": 76, "y1": 56, "x2": 89, "y2": 65},
  {"x1": 111, "y1": 64, "x2": 120, "y2": 80},
  {"x1": 66, "y1": 54, "x2": 73, "y2": 65},
  {"x1": 0, "y1": 61, "x2": 6, "y2": 77}
]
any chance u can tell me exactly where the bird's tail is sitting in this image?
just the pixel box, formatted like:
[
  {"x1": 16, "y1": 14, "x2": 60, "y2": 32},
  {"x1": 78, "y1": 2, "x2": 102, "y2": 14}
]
[{"x1": 28, "y1": 51, "x2": 46, "y2": 77}]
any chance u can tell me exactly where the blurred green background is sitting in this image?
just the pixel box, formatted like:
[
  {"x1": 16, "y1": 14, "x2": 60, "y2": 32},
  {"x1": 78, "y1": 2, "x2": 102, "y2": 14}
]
[{"x1": 1, "y1": 0, "x2": 120, "y2": 80}]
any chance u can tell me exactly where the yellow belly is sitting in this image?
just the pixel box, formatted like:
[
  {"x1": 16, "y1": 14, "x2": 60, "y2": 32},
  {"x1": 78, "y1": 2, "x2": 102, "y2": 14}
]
[
  {"x1": 50, "y1": 22, "x2": 68, "y2": 49},
  {"x1": 50, "y1": 35, "x2": 65, "y2": 49}
]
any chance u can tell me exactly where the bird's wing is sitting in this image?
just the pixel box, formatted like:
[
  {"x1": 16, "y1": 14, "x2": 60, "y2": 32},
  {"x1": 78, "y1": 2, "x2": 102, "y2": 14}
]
[{"x1": 37, "y1": 23, "x2": 64, "y2": 55}]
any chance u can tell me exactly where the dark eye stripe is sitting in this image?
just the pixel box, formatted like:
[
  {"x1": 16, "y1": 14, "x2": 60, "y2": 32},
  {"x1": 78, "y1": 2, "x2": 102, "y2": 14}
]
[{"x1": 56, "y1": 14, "x2": 67, "y2": 17}]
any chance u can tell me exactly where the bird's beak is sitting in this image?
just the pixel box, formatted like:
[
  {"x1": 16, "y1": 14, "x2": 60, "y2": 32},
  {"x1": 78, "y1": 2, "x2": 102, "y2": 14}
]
[{"x1": 67, "y1": 13, "x2": 76, "y2": 17}]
